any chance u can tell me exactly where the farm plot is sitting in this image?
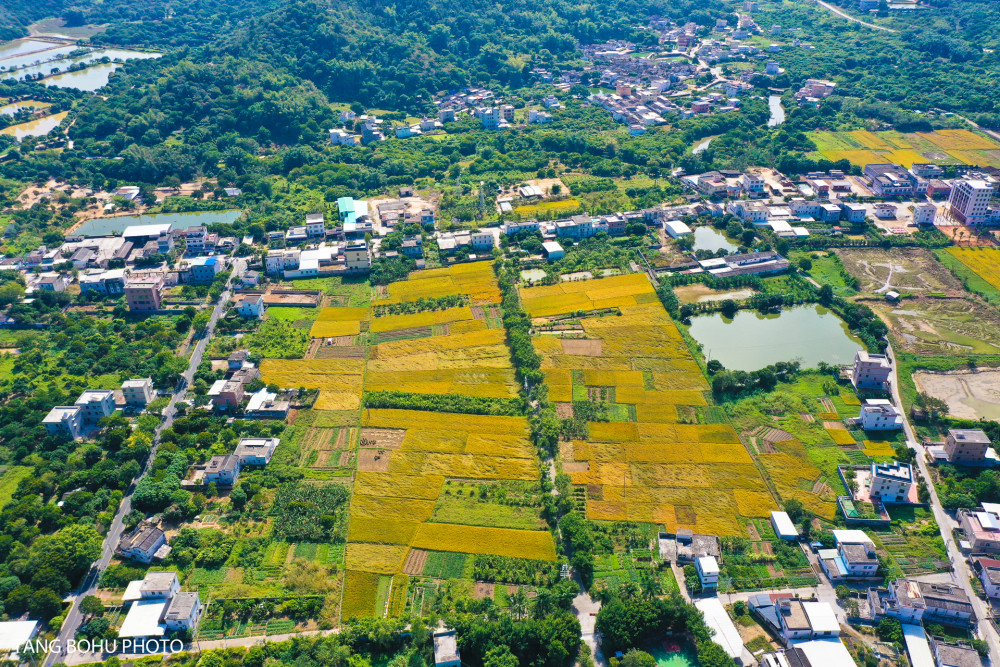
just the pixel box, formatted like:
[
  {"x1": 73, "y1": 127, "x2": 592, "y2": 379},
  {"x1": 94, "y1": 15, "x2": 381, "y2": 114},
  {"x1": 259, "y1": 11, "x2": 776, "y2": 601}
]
[
  {"x1": 374, "y1": 262, "x2": 500, "y2": 305},
  {"x1": 522, "y1": 273, "x2": 774, "y2": 536},
  {"x1": 260, "y1": 358, "x2": 365, "y2": 411},
  {"x1": 309, "y1": 307, "x2": 370, "y2": 338},
  {"x1": 944, "y1": 248, "x2": 1000, "y2": 293},
  {"x1": 808, "y1": 129, "x2": 1000, "y2": 167}
]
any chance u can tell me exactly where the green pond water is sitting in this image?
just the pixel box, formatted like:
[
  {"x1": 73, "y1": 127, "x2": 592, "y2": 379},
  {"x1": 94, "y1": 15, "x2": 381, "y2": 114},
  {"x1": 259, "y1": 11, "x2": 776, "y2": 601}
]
[
  {"x1": 74, "y1": 210, "x2": 243, "y2": 237},
  {"x1": 692, "y1": 227, "x2": 738, "y2": 253},
  {"x1": 649, "y1": 643, "x2": 699, "y2": 667},
  {"x1": 687, "y1": 304, "x2": 864, "y2": 371}
]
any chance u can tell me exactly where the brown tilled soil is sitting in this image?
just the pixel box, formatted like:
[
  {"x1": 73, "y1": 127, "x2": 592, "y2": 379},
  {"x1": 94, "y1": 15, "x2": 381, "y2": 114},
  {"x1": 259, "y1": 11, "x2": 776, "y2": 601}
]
[
  {"x1": 473, "y1": 582, "x2": 495, "y2": 599},
  {"x1": 555, "y1": 402, "x2": 574, "y2": 418},
  {"x1": 360, "y1": 428, "x2": 405, "y2": 449},
  {"x1": 800, "y1": 413, "x2": 815, "y2": 423},
  {"x1": 403, "y1": 549, "x2": 428, "y2": 575},
  {"x1": 823, "y1": 420, "x2": 845, "y2": 430},
  {"x1": 746, "y1": 523, "x2": 760, "y2": 540},
  {"x1": 358, "y1": 449, "x2": 391, "y2": 472},
  {"x1": 315, "y1": 345, "x2": 366, "y2": 358},
  {"x1": 587, "y1": 484, "x2": 603, "y2": 500},
  {"x1": 820, "y1": 397, "x2": 835, "y2": 412},
  {"x1": 561, "y1": 338, "x2": 603, "y2": 356},
  {"x1": 564, "y1": 462, "x2": 590, "y2": 473},
  {"x1": 470, "y1": 306, "x2": 486, "y2": 319}
]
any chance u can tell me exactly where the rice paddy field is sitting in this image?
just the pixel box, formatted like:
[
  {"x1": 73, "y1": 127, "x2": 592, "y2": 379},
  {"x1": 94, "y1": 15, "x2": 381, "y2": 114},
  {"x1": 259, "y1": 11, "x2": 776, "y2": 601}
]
[
  {"x1": 521, "y1": 273, "x2": 777, "y2": 536},
  {"x1": 808, "y1": 128, "x2": 1000, "y2": 168},
  {"x1": 323, "y1": 261, "x2": 556, "y2": 619}
]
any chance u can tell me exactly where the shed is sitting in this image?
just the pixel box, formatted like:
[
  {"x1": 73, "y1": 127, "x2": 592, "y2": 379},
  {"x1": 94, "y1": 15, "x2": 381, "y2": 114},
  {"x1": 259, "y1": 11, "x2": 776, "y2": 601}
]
[
  {"x1": 664, "y1": 220, "x2": 693, "y2": 238},
  {"x1": 695, "y1": 598, "x2": 751, "y2": 664},
  {"x1": 542, "y1": 241, "x2": 564, "y2": 260},
  {"x1": 902, "y1": 624, "x2": 934, "y2": 667},
  {"x1": 770, "y1": 511, "x2": 799, "y2": 540}
]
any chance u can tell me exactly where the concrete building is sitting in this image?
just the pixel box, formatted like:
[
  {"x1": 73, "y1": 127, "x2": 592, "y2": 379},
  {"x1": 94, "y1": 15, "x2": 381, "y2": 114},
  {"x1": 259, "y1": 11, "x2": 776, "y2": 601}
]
[
  {"x1": 542, "y1": 241, "x2": 564, "y2": 260},
  {"x1": 208, "y1": 380, "x2": 244, "y2": 411},
  {"x1": 759, "y1": 640, "x2": 856, "y2": 667},
  {"x1": 857, "y1": 398, "x2": 903, "y2": 430},
  {"x1": 345, "y1": 240, "x2": 371, "y2": 272},
  {"x1": 870, "y1": 579, "x2": 975, "y2": 626},
  {"x1": 75, "y1": 389, "x2": 116, "y2": 425},
  {"x1": 186, "y1": 256, "x2": 223, "y2": 283},
  {"x1": 869, "y1": 461, "x2": 913, "y2": 503},
  {"x1": 949, "y1": 179, "x2": 995, "y2": 225},
  {"x1": 125, "y1": 273, "x2": 165, "y2": 312},
  {"x1": 120, "y1": 572, "x2": 201, "y2": 638},
  {"x1": 433, "y1": 628, "x2": 461, "y2": 667},
  {"x1": 245, "y1": 388, "x2": 290, "y2": 419},
  {"x1": 117, "y1": 525, "x2": 168, "y2": 564},
  {"x1": 43, "y1": 405, "x2": 83, "y2": 440},
  {"x1": 122, "y1": 378, "x2": 155, "y2": 407},
  {"x1": 959, "y1": 503, "x2": 1000, "y2": 555},
  {"x1": 975, "y1": 557, "x2": 1000, "y2": 598},
  {"x1": 79, "y1": 268, "x2": 126, "y2": 295},
  {"x1": 233, "y1": 437, "x2": 280, "y2": 466},
  {"x1": 204, "y1": 455, "x2": 241, "y2": 487},
  {"x1": 236, "y1": 293, "x2": 266, "y2": 319},
  {"x1": 933, "y1": 643, "x2": 984, "y2": 667},
  {"x1": 912, "y1": 202, "x2": 936, "y2": 225},
  {"x1": 695, "y1": 555, "x2": 719, "y2": 590},
  {"x1": 821, "y1": 530, "x2": 880, "y2": 578},
  {"x1": 305, "y1": 213, "x2": 326, "y2": 237},
  {"x1": 775, "y1": 600, "x2": 841, "y2": 642},
  {"x1": 944, "y1": 429, "x2": 993, "y2": 464},
  {"x1": 162, "y1": 592, "x2": 202, "y2": 632},
  {"x1": 664, "y1": 220, "x2": 693, "y2": 238},
  {"x1": 851, "y1": 351, "x2": 892, "y2": 391}
]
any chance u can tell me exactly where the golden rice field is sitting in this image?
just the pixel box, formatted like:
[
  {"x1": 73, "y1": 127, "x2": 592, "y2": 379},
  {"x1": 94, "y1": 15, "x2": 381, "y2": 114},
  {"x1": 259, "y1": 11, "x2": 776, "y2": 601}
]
[
  {"x1": 342, "y1": 570, "x2": 380, "y2": 620},
  {"x1": 345, "y1": 409, "x2": 555, "y2": 583},
  {"x1": 944, "y1": 248, "x2": 1000, "y2": 292},
  {"x1": 260, "y1": 358, "x2": 364, "y2": 411},
  {"x1": 825, "y1": 428, "x2": 857, "y2": 446},
  {"x1": 813, "y1": 129, "x2": 1000, "y2": 168},
  {"x1": 375, "y1": 261, "x2": 500, "y2": 305},
  {"x1": 370, "y1": 306, "x2": 474, "y2": 333},
  {"x1": 309, "y1": 306, "x2": 369, "y2": 338},
  {"x1": 522, "y1": 273, "x2": 776, "y2": 536}
]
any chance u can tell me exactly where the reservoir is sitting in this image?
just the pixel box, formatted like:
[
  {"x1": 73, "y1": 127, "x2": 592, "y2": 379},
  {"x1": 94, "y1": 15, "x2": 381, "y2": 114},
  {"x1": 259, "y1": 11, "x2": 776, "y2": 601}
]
[
  {"x1": 692, "y1": 227, "x2": 739, "y2": 254},
  {"x1": 687, "y1": 304, "x2": 863, "y2": 371},
  {"x1": 74, "y1": 210, "x2": 244, "y2": 237},
  {"x1": 767, "y1": 95, "x2": 786, "y2": 127},
  {"x1": 0, "y1": 111, "x2": 68, "y2": 140}
]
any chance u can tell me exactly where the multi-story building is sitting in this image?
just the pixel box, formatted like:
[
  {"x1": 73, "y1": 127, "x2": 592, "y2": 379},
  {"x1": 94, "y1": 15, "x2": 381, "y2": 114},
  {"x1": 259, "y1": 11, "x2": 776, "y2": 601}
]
[
  {"x1": 125, "y1": 274, "x2": 165, "y2": 312},
  {"x1": 345, "y1": 240, "x2": 371, "y2": 272},
  {"x1": 75, "y1": 389, "x2": 116, "y2": 425},
  {"x1": 774, "y1": 600, "x2": 841, "y2": 642},
  {"x1": 695, "y1": 555, "x2": 719, "y2": 591},
  {"x1": 864, "y1": 163, "x2": 916, "y2": 197},
  {"x1": 948, "y1": 179, "x2": 995, "y2": 225},
  {"x1": 944, "y1": 429, "x2": 993, "y2": 464},
  {"x1": 851, "y1": 351, "x2": 892, "y2": 391},
  {"x1": 208, "y1": 379, "x2": 245, "y2": 411},
  {"x1": 869, "y1": 461, "x2": 913, "y2": 503},
  {"x1": 305, "y1": 213, "x2": 326, "y2": 237},
  {"x1": 913, "y1": 202, "x2": 937, "y2": 225},
  {"x1": 122, "y1": 378, "x2": 155, "y2": 407},
  {"x1": 204, "y1": 455, "x2": 241, "y2": 487},
  {"x1": 738, "y1": 172, "x2": 766, "y2": 195},
  {"x1": 470, "y1": 231, "x2": 495, "y2": 252},
  {"x1": 42, "y1": 406, "x2": 83, "y2": 440},
  {"x1": 117, "y1": 525, "x2": 167, "y2": 564},
  {"x1": 79, "y1": 269, "x2": 126, "y2": 295},
  {"x1": 265, "y1": 249, "x2": 300, "y2": 275},
  {"x1": 960, "y1": 503, "x2": 1000, "y2": 555},
  {"x1": 233, "y1": 437, "x2": 280, "y2": 466},
  {"x1": 857, "y1": 398, "x2": 903, "y2": 430},
  {"x1": 976, "y1": 557, "x2": 1000, "y2": 597},
  {"x1": 236, "y1": 294, "x2": 266, "y2": 319},
  {"x1": 820, "y1": 532, "x2": 879, "y2": 581},
  {"x1": 162, "y1": 592, "x2": 202, "y2": 632},
  {"x1": 869, "y1": 579, "x2": 974, "y2": 626},
  {"x1": 186, "y1": 256, "x2": 224, "y2": 283},
  {"x1": 182, "y1": 227, "x2": 208, "y2": 253}
]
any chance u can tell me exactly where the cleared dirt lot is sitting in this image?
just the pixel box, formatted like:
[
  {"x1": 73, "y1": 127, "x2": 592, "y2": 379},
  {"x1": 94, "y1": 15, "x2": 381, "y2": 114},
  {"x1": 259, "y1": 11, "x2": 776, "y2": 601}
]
[
  {"x1": 674, "y1": 284, "x2": 757, "y2": 304},
  {"x1": 914, "y1": 369, "x2": 1000, "y2": 421},
  {"x1": 868, "y1": 296, "x2": 1000, "y2": 355},
  {"x1": 838, "y1": 248, "x2": 963, "y2": 295}
]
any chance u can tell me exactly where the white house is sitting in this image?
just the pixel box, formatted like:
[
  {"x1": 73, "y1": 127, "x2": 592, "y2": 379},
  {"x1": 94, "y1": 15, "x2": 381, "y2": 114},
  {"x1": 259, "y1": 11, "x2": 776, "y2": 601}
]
[
  {"x1": 695, "y1": 555, "x2": 719, "y2": 590},
  {"x1": 245, "y1": 388, "x2": 290, "y2": 419},
  {"x1": 75, "y1": 389, "x2": 116, "y2": 425},
  {"x1": 236, "y1": 294, "x2": 266, "y2": 319},
  {"x1": 117, "y1": 525, "x2": 168, "y2": 564},
  {"x1": 869, "y1": 461, "x2": 913, "y2": 503},
  {"x1": 233, "y1": 437, "x2": 280, "y2": 466},
  {"x1": 122, "y1": 378, "x2": 155, "y2": 407},
  {"x1": 43, "y1": 406, "x2": 83, "y2": 440},
  {"x1": 776, "y1": 600, "x2": 841, "y2": 642},
  {"x1": 204, "y1": 455, "x2": 241, "y2": 487},
  {"x1": 852, "y1": 351, "x2": 892, "y2": 391},
  {"x1": 305, "y1": 213, "x2": 326, "y2": 237},
  {"x1": 857, "y1": 398, "x2": 903, "y2": 431},
  {"x1": 120, "y1": 572, "x2": 201, "y2": 638},
  {"x1": 820, "y1": 530, "x2": 879, "y2": 580}
]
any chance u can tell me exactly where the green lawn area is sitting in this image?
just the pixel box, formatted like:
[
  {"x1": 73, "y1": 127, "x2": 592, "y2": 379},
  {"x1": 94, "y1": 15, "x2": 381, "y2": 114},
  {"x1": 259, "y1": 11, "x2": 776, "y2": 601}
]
[
  {"x1": 791, "y1": 251, "x2": 858, "y2": 297},
  {"x1": 267, "y1": 307, "x2": 320, "y2": 329},
  {"x1": 0, "y1": 466, "x2": 31, "y2": 508}
]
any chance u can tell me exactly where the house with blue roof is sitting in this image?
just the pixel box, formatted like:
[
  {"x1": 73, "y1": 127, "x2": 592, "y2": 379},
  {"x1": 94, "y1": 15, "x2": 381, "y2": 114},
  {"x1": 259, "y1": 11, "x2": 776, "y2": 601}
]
[
  {"x1": 337, "y1": 197, "x2": 370, "y2": 227},
  {"x1": 185, "y1": 255, "x2": 225, "y2": 283}
]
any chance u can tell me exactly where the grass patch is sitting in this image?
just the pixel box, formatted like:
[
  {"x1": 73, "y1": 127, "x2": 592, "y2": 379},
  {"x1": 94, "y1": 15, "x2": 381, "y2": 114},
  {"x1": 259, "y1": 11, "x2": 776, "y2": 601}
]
[
  {"x1": 422, "y1": 551, "x2": 467, "y2": 579},
  {"x1": 0, "y1": 466, "x2": 31, "y2": 508}
]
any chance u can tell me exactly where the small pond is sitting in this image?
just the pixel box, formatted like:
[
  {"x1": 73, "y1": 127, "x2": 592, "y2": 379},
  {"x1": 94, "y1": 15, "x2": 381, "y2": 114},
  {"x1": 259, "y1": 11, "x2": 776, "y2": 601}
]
[
  {"x1": 767, "y1": 94, "x2": 786, "y2": 127},
  {"x1": 692, "y1": 227, "x2": 738, "y2": 253},
  {"x1": 73, "y1": 210, "x2": 243, "y2": 237},
  {"x1": 687, "y1": 304, "x2": 864, "y2": 371},
  {"x1": 0, "y1": 111, "x2": 68, "y2": 140}
]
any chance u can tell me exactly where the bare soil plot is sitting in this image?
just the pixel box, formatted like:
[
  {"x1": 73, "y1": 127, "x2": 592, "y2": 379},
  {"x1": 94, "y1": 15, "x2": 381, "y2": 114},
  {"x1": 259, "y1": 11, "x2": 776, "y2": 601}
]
[
  {"x1": 674, "y1": 284, "x2": 757, "y2": 304},
  {"x1": 914, "y1": 368, "x2": 1000, "y2": 421},
  {"x1": 472, "y1": 582, "x2": 495, "y2": 599},
  {"x1": 555, "y1": 403, "x2": 574, "y2": 418},
  {"x1": 800, "y1": 413, "x2": 815, "y2": 423},
  {"x1": 315, "y1": 345, "x2": 366, "y2": 359},
  {"x1": 837, "y1": 248, "x2": 963, "y2": 295},
  {"x1": 358, "y1": 449, "x2": 391, "y2": 472},
  {"x1": 403, "y1": 549, "x2": 428, "y2": 575},
  {"x1": 869, "y1": 296, "x2": 1000, "y2": 355},
  {"x1": 359, "y1": 428, "x2": 405, "y2": 449},
  {"x1": 564, "y1": 462, "x2": 590, "y2": 473},
  {"x1": 560, "y1": 338, "x2": 603, "y2": 356},
  {"x1": 823, "y1": 420, "x2": 845, "y2": 430}
]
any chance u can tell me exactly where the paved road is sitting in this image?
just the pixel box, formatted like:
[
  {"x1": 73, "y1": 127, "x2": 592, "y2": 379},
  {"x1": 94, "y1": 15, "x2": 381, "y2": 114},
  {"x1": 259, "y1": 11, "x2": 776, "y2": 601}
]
[
  {"x1": 813, "y1": 0, "x2": 897, "y2": 32},
  {"x1": 887, "y1": 340, "x2": 1000, "y2": 665},
  {"x1": 45, "y1": 259, "x2": 247, "y2": 667}
]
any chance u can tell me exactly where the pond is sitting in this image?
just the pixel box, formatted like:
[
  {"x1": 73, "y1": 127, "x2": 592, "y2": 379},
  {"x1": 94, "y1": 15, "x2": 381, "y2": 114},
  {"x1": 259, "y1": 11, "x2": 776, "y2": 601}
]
[
  {"x1": 687, "y1": 304, "x2": 864, "y2": 371},
  {"x1": 44, "y1": 62, "x2": 123, "y2": 91},
  {"x1": 0, "y1": 100, "x2": 50, "y2": 116},
  {"x1": 10, "y1": 48, "x2": 160, "y2": 83},
  {"x1": 0, "y1": 45, "x2": 79, "y2": 72},
  {"x1": 692, "y1": 226, "x2": 738, "y2": 253},
  {"x1": 649, "y1": 641, "x2": 699, "y2": 667},
  {"x1": 73, "y1": 210, "x2": 244, "y2": 237},
  {"x1": 0, "y1": 111, "x2": 68, "y2": 140},
  {"x1": 692, "y1": 137, "x2": 713, "y2": 155},
  {"x1": 767, "y1": 95, "x2": 786, "y2": 127}
]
